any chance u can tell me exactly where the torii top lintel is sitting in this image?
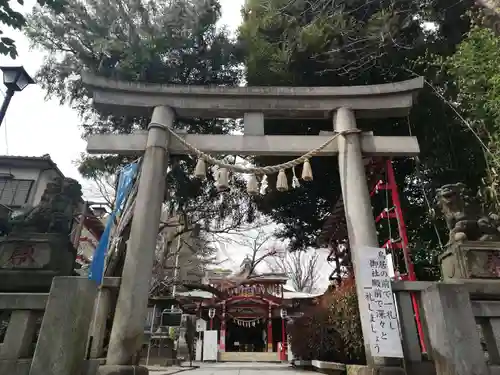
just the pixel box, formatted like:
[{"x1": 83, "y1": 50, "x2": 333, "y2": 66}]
[{"x1": 82, "y1": 73, "x2": 423, "y2": 120}]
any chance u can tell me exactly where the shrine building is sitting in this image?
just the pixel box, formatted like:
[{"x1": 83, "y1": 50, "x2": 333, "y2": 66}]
[{"x1": 173, "y1": 258, "x2": 321, "y2": 361}]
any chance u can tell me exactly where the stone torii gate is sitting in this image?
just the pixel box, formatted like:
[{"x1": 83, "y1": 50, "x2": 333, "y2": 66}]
[{"x1": 82, "y1": 73, "x2": 423, "y2": 375}]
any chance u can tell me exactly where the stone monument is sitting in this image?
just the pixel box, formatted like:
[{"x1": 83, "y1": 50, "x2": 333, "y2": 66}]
[
  {"x1": 0, "y1": 177, "x2": 82, "y2": 292},
  {"x1": 437, "y1": 183, "x2": 500, "y2": 280}
]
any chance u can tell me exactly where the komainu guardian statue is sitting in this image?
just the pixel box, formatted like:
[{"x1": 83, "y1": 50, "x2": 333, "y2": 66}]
[
  {"x1": 8, "y1": 177, "x2": 83, "y2": 235},
  {"x1": 0, "y1": 177, "x2": 83, "y2": 292},
  {"x1": 436, "y1": 182, "x2": 500, "y2": 245}
]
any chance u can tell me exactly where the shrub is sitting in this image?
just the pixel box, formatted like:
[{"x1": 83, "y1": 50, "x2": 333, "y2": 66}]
[
  {"x1": 326, "y1": 278, "x2": 365, "y2": 364},
  {"x1": 288, "y1": 278, "x2": 365, "y2": 364},
  {"x1": 288, "y1": 305, "x2": 343, "y2": 361}
]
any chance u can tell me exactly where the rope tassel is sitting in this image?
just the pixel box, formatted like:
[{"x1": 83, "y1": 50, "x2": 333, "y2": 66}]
[
  {"x1": 292, "y1": 166, "x2": 300, "y2": 189},
  {"x1": 276, "y1": 169, "x2": 288, "y2": 192},
  {"x1": 302, "y1": 159, "x2": 313, "y2": 181},
  {"x1": 194, "y1": 158, "x2": 206, "y2": 179},
  {"x1": 260, "y1": 175, "x2": 268, "y2": 195},
  {"x1": 216, "y1": 168, "x2": 229, "y2": 192},
  {"x1": 247, "y1": 174, "x2": 259, "y2": 195}
]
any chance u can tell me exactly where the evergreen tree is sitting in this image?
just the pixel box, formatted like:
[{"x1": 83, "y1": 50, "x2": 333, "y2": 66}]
[
  {"x1": 239, "y1": 0, "x2": 484, "y2": 280},
  {"x1": 26, "y1": 0, "x2": 254, "y2": 234},
  {"x1": 0, "y1": 0, "x2": 64, "y2": 58}
]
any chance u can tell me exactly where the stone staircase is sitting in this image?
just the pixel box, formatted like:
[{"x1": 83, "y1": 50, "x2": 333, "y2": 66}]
[{"x1": 218, "y1": 351, "x2": 281, "y2": 362}]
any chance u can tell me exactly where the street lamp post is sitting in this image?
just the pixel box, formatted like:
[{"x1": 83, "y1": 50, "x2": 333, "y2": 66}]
[{"x1": 0, "y1": 66, "x2": 35, "y2": 126}]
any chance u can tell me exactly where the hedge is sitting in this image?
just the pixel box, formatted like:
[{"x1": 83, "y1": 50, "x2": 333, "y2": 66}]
[{"x1": 288, "y1": 278, "x2": 365, "y2": 364}]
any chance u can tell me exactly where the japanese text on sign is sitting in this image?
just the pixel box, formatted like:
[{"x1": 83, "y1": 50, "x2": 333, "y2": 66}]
[{"x1": 358, "y1": 247, "x2": 403, "y2": 358}]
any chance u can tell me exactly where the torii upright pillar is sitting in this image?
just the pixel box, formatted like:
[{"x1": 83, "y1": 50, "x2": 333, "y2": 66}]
[
  {"x1": 104, "y1": 106, "x2": 173, "y2": 371},
  {"x1": 335, "y1": 107, "x2": 387, "y2": 366}
]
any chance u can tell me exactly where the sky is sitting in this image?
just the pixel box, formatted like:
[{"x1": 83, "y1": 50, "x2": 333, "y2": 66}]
[{"x1": 0, "y1": 0, "x2": 334, "y2": 290}]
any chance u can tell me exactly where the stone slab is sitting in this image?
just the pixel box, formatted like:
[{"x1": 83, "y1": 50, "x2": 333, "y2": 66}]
[
  {"x1": 29, "y1": 277, "x2": 98, "y2": 375},
  {"x1": 0, "y1": 292, "x2": 48, "y2": 310},
  {"x1": 291, "y1": 359, "x2": 311, "y2": 367},
  {"x1": 98, "y1": 365, "x2": 149, "y2": 375},
  {"x1": 404, "y1": 361, "x2": 436, "y2": 375},
  {"x1": 165, "y1": 363, "x2": 301, "y2": 374},
  {"x1": 0, "y1": 358, "x2": 31, "y2": 375},
  {"x1": 148, "y1": 366, "x2": 198, "y2": 375},
  {"x1": 346, "y1": 365, "x2": 405, "y2": 375}
]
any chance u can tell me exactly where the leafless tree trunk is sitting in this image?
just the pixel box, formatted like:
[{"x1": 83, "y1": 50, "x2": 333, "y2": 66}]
[
  {"x1": 185, "y1": 225, "x2": 279, "y2": 292},
  {"x1": 266, "y1": 251, "x2": 320, "y2": 293},
  {"x1": 149, "y1": 210, "x2": 219, "y2": 297},
  {"x1": 223, "y1": 226, "x2": 279, "y2": 278}
]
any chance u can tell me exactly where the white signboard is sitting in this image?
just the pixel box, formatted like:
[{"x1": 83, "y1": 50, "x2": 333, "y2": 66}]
[
  {"x1": 203, "y1": 330, "x2": 218, "y2": 361},
  {"x1": 358, "y1": 247, "x2": 403, "y2": 358},
  {"x1": 196, "y1": 318, "x2": 207, "y2": 332}
]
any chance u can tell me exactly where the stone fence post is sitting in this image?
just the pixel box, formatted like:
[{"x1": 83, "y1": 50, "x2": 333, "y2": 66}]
[
  {"x1": 421, "y1": 283, "x2": 489, "y2": 375},
  {"x1": 29, "y1": 277, "x2": 97, "y2": 375}
]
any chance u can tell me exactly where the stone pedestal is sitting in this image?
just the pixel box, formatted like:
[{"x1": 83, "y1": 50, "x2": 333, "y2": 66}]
[
  {"x1": 0, "y1": 233, "x2": 77, "y2": 292},
  {"x1": 440, "y1": 241, "x2": 500, "y2": 280}
]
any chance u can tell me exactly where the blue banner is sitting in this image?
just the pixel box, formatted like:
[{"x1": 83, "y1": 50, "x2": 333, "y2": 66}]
[{"x1": 88, "y1": 162, "x2": 139, "y2": 284}]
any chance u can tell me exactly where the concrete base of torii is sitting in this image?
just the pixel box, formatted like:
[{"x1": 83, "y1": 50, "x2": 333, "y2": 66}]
[{"x1": 97, "y1": 364, "x2": 149, "y2": 375}]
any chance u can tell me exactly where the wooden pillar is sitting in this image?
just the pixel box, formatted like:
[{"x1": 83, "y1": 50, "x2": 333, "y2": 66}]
[
  {"x1": 267, "y1": 305, "x2": 273, "y2": 352},
  {"x1": 220, "y1": 301, "x2": 226, "y2": 352}
]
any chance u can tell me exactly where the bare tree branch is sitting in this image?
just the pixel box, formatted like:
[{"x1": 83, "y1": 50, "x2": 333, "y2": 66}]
[
  {"x1": 83, "y1": 174, "x2": 116, "y2": 208},
  {"x1": 266, "y1": 251, "x2": 320, "y2": 293}
]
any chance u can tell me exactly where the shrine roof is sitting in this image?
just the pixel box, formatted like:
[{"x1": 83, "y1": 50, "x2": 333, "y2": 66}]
[
  {"x1": 209, "y1": 274, "x2": 288, "y2": 283},
  {"x1": 283, "y1": 291, "x2": 323, "y2": 299},
  {"x1": 176, "y1": 290, "x2": 213, "y2": 299},
  {"x1": 82, "y1": 73, "x2": 423, "y2": 119},
  {"x1": 175, "y1": 289, "x2": 321, "y2": 300}
]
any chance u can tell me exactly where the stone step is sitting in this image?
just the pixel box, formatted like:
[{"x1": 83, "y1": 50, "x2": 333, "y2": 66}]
[{"x1": 219, "y1": 351, "x2": 281, "y2": 362}]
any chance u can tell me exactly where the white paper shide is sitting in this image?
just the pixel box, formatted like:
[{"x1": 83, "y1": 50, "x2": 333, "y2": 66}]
[{"x1": 359, "y1": 247, "x2": 404, "y2": 358}]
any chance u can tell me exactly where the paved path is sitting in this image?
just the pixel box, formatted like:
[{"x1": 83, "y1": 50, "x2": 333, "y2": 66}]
[{"x1": 149, "y1": 362, "x2": 311, "y2": 375}]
